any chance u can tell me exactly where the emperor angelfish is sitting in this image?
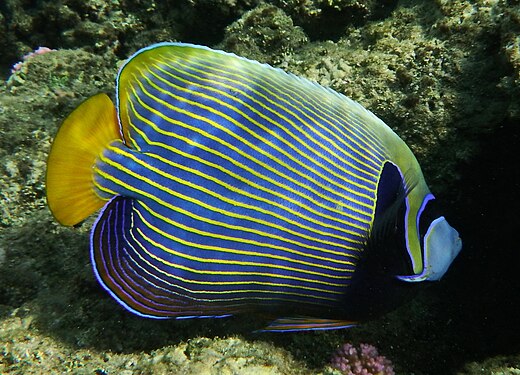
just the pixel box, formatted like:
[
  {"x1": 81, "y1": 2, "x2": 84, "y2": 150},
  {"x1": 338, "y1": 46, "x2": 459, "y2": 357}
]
[{"x1": 46, "y1": 43, "x2": 462, "y2": 332}]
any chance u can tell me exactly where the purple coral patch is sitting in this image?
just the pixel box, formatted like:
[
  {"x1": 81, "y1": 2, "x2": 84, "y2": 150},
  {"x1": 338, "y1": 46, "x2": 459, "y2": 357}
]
[{"x1": 330, "y1": 343, "x2": 395, "y2": 375}]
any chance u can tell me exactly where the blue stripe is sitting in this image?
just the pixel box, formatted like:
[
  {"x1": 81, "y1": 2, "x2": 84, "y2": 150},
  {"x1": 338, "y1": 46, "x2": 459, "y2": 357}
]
[
  {"x1": 91, "y1": 43, "x2": 399, "y2": 320},
  {"x1": 153, "y1": 48, "x2": 387, "y2": 167},
  {"x1": 127, "y1": 79, "x2": 376, "y2": 211}
]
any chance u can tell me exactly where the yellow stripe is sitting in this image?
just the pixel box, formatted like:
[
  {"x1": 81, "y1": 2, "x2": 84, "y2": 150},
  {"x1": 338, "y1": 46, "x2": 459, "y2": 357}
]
[
  {"x1": 125, "y1": 96, "x2": 374, "y2": 229},
  {"x1": 123, "y1": 83, "x2": 374, "y2": 222},
  {"x1": 135, "y1": 226, "x2": 346, "y2": 295},
  {"x1": 158, "y1": 50, "x2": 387, "y2": 162},
  {"x1": 115, "y1": 220, "x2": 331, "y2": 308},
  {"x1": 159, "y1": 50, "x2": 388, "y2": 167},
  {"x1": 98, "y1": 152, "x2": 365, "y2": 252},
  {"x1": 94, "y1": 160, "x2": 363, "y2": 257},
  {"x1": 122, "y1": 247, "x2": 341, "y2": 306},
  {"x1": 116, "y1": 218, "x2": 345, "y2": 300},
  {"x1": 136, "y1": 199, "x2": 355, "y2": 270},
  {"x1": 92, "y1": 181, "x2": 117, "y2": 199},
  {"x1": 130, "y1": 71, "x2": 377, "y2": 212},
  {"x1": 117, "y1": 243, "x2": 340, "y2": 305},
  {"x1": 222, "y1": 55, "x2": 391, "y2": 157},
  {"x1": 122, "y1": 244, "x2": 343, "y2": 307},
  {"x1": 110, "y1": 144, "x2": 369, "y2": 242},
  {"x1": 134, "y1": 204, "x2": 353, "y2": 282},
  {"x1": 146, "y1": 150, "x2": 371, "y2": 230},
  {"x1": 148, "y1": 60, "x2": 379, "y2": 190}
]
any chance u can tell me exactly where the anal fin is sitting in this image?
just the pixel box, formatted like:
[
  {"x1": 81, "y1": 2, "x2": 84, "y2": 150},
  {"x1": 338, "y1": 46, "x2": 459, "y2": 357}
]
[{"x1": 259, "y1": 317, "x2": 357, "y2": 332}]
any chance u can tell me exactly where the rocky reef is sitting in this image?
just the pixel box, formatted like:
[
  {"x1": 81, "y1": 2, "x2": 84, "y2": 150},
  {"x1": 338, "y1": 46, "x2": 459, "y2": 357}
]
[{"x1": 1, "y1": 0, "x2": 519, "y2": 374}]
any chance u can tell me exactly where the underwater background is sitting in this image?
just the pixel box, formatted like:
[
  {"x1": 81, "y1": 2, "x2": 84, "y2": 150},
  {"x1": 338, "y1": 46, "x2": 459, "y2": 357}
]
[{"x1": 0, "y1": 0, "x2": 518, "y2": 374}]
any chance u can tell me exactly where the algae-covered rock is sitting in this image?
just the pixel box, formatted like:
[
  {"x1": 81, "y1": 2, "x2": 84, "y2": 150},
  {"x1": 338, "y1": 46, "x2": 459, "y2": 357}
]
[
  {"x1": 1, "y1": 0, "x2": 520, "y2": 374},
  {"x1": 274, "y1": 0, "x2": 396, "y2": 40},
  {"x1": 219, "y1": 4, "x2": 308, "y2": 65},
  {"x1": 221, "y1": 0, "x2": 519, "y2": 192},
  {"x1": 0, "y1": 309, "x2": 309, "y2": 374},
  {"x1": 0, "y1": 49, "x2": 117, "y2": 227},
  {"x1": 0, "y1": 0, "x2": 140, "y2": 75},
  {"x1": 498, "y1": 4, "x2": 520, "y2": 119},
  {"x1": 0, "y1": 0, "x2": 261, "y2": 79}
]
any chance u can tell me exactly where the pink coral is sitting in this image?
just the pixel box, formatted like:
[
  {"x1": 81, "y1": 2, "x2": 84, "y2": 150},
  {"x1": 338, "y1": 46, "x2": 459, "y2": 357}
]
[
  {"x1": 11, "y1": 46, "x2": 55, "y2": 74},
  {"x1": 330, "y1": 343, "x2": 395, "y2": 375}
]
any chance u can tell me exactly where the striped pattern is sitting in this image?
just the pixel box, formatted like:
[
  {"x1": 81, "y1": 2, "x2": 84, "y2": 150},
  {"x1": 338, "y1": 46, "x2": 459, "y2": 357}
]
[{"x1": 90, "y1": 43, "x2": 410, "y2": 320}]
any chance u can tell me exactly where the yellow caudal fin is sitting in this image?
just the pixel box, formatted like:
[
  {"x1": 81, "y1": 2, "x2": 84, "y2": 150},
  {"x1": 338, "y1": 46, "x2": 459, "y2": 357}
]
[{"x1": 46, "y1": 93, "x2": 121, "y2": 226}]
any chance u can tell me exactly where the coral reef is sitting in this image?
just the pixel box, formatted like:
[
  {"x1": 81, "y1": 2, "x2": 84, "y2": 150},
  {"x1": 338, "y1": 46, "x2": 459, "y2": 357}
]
[
  {"x1": 220, "y1": 0, "x2": 519, "y2": 193},
  {"x1": 0, "y1": 310, "x2": 308, "y2": 374},
  {"x1": 0, "y1": 0, "x2": 261, "y2": 79},
  {"x1": 330, "y1": 343, "x2": 394, "y2": 375},
  {"x1": 219, "y1": 4, "x2": 308, "y2": 65},
  {"x1": 273, "y1": 0, "x2": 396, "y2": 40},
  {"x1": 0, "y1": 48, "x2": 117, "y2": 227}
]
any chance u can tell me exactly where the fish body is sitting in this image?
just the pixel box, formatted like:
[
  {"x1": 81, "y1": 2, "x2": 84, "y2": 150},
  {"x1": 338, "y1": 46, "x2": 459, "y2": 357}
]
[{"x1": 46, "y1": 43, "x2": 462, "y2": 331}]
